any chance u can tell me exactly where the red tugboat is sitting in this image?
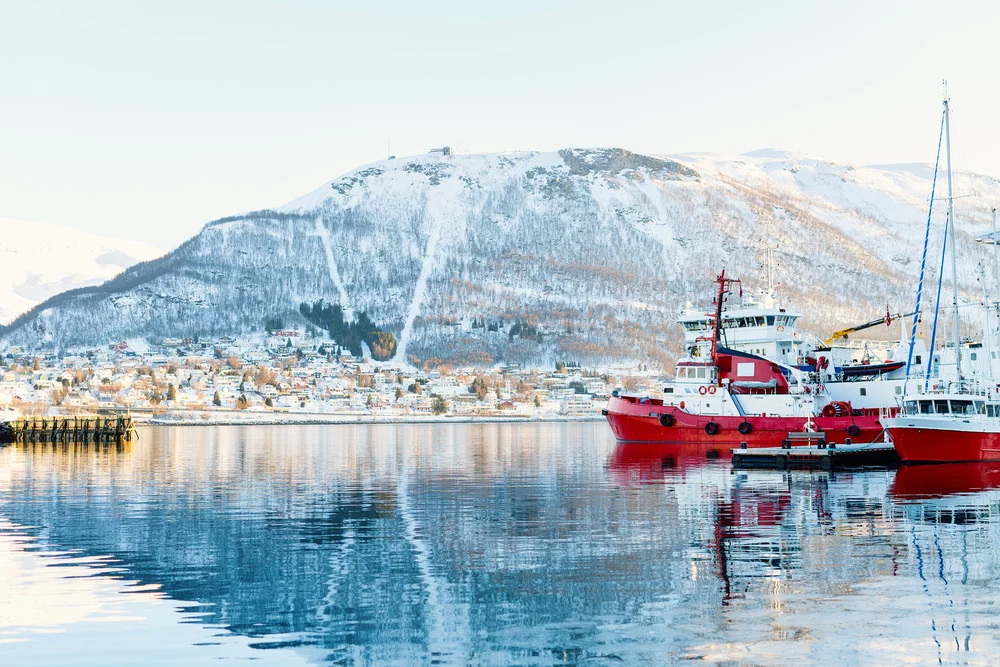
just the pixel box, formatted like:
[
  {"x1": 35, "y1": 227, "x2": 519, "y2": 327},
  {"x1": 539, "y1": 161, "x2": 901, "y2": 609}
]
[{"x1": 604, "y1": 270, "x2": 886, "y2": 446}]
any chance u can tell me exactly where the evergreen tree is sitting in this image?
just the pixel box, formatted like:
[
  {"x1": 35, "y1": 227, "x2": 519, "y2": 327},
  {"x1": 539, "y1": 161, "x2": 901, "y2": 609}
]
[{"x1": 213, "y1": 391, "x2": 222, "y2": 407}]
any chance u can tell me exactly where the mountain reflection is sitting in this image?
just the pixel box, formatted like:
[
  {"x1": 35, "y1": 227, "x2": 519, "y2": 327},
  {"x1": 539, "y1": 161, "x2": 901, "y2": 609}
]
[{"x1": 3, "y1": 424, "x2": 1000, "y2": 664}]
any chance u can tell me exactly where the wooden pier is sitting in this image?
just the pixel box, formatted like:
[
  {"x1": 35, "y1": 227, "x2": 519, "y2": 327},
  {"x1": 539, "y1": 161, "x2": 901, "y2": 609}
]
[
  {"x1": 731, "y1": 441, "x2": 898, "y2": 470},
  {"x1": 0, "y1": 415, "x2": 138, "y2": 445}
]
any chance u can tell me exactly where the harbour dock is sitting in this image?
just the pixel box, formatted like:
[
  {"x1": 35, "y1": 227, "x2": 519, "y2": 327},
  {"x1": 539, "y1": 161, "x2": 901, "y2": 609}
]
[
  {"x1": 0, "y1": 415, "x2": 138, "y2": 445},
  {"x1": 731, "y1": 440, "x2": 898, "y2": 470}
]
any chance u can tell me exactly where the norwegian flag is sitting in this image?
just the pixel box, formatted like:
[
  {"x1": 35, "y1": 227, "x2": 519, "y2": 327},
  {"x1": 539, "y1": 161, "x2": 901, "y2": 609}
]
[{"x1": 885, "y1": 305, "x2": 892, "y2": 327}]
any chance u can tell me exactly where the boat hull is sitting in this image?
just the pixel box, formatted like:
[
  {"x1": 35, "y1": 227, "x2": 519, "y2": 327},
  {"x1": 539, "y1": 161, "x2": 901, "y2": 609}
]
[
  {"x1": 885, "y1": 418, "x2": 1000, "y2": 463},
  {"x1": 604, "y1": 395, "x2": 885, "y2": 446}
]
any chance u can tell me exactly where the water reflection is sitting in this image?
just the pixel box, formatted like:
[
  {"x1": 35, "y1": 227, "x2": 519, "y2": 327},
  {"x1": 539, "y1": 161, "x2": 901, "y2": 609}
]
[
  {"x1": 4, "y1": 425, "x2": 1000, "y2": 664},
  {"x1": 893, "y1": 462, "x2": 1000, "y2": 500}
]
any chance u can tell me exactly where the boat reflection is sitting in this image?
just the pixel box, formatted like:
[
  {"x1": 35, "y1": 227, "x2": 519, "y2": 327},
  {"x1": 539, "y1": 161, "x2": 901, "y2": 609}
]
[
  {"x1": 892, "y1": 463, "x2": 1000, "y2": 500},
  {"x1": 607, "y1": 441, "x2": 729, "y2": 484}
]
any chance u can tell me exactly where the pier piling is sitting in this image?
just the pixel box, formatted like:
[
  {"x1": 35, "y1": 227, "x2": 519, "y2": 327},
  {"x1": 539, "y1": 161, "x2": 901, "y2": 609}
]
[{"x1": 1, "y1": 415, "x2": 137, "y2": 445}]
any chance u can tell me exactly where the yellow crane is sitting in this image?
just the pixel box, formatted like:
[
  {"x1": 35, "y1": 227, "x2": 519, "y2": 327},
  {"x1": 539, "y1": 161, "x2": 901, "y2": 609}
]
[{"x1": 822, "y1": 310, "x2": 918, "y2": 347}]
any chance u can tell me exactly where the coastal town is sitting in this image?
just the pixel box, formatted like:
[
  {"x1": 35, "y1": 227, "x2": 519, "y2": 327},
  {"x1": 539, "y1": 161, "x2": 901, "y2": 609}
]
[{"x1": 0, "y1": 331, "x2": 659, "y2": 422}]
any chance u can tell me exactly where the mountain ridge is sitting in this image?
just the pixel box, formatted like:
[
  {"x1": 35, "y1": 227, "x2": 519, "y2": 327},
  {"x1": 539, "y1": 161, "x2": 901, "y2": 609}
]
[
  {"x1": 2, "y1": 146, "x2": 997, "y2": 367},
  {"x1": 0, "y1": 217, "x2": 163, "y2": 327}
]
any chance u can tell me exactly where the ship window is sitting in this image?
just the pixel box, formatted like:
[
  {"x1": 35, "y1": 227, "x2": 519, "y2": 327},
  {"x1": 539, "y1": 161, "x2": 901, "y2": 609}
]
[
  {"x1": 904, "y1": 400, "x2": 918, "y2": 413},
  {"x1": 951, "y1": 399, "x2": 973, "y2": 415},
  {"x1": 895, "y1": 386, "x2": 902, "y2": 395},
  {"x1": 696, "y1": 368, "x2": 706, "y2": 379},
  {"x1": 767, "y1": 316, "x2": 775, "y2": 325},
  {"x1": 915, "y1": 355, "x2": 922, "y2": 365},
  {"x1": 972, "y1": 352, "x2": 978, "y2": 361},
  {"x1": 860, "y1": 388, "x2": 867, "y2": 396},
  {"x1": 664, "y1": 387, "x2": 674, "y2": 394},
  {"x1": 934, "y1": 400, "x2": 950, "y2": 414},
  {"x1": 920, "y1": 401, "x2": 933, "y2": 414},
  {"x1": 978, "y1": 402, "x2": 987, "y2": 414}
]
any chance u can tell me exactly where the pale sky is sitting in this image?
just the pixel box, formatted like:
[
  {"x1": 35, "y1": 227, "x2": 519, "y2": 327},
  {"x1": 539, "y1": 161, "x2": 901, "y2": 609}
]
[{"x1": 2, "y1": 0, "x2": 999, "y2": 249}]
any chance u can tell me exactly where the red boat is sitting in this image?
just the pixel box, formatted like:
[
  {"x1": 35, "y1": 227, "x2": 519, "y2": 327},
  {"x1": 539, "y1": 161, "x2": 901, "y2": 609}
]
[
  {"x1": 604, "y1": 270, "x2": 887, "y2": 447},
  {"x1": 883, "y1": 394, "x2": 1000, "y2": 463},
  {"x1": 605, "y1": 393, "x2": 883, "y2": 446}
]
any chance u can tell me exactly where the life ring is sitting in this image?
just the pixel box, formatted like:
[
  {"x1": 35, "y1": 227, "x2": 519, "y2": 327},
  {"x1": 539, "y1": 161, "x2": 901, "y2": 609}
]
[
  {"x1": 659, "y1": 413, "x2": 675, "y2": 427},
  {"x1": 708, "y1": 385, "x2": 717, "y2": 395},
  {"x1": 705, "y1": 421, "x2": 719, "y2": 436},
  {"x1": 698, "y1": 386, "x2": 708, "y2": 395},
  {"x1": 776, "y1": 325, "x2": 785, "y2": 332},
  {"x1": 738, "y1": 421, "x2": 752, "y2": 435},
  {"x1": 847, "y1": 424, "x2": 861, "y2": 437}
]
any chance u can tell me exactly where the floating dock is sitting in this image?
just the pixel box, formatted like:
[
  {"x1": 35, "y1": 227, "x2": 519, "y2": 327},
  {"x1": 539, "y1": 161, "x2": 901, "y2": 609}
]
[
  {"x1": 731, "y1": 441, "x2": 898, "y2": 470},
  {"x1": 1, "y1": 415, "x2": 137, "y2": 445}
]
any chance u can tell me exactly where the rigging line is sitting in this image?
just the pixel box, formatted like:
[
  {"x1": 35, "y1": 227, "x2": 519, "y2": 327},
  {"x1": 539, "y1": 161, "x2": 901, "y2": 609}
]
[
  {"x1": 905, "y1": 108, "x2": 946, "y2": 392},
  {"x1": 926, "y1": 210, "x2": 951, "y2": 392}
]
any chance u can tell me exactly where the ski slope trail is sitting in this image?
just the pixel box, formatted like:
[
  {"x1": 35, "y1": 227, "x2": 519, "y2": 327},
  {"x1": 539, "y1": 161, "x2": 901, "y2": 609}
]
[
  {"x1": 394, "y1": 213, "x2": 443, "y2": 365},
  {"x1": 314, "y1": 216, "x2": 352, "y2": 318}
]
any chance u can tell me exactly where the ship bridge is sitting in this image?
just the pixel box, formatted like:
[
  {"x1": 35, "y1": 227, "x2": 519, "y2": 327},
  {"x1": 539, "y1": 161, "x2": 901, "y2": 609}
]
[{"x1": 678, "y1": 292, "x2": 807, "y2": 366}]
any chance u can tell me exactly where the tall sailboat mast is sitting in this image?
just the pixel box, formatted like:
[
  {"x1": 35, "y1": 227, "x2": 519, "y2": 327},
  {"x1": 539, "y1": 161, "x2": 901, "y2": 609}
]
[
  {"x1": 943, "y1": 82, "x2": 963, "y2": 383},
  {"x1": 993, "y1": 207, "x2": 999, "y2": 340}
]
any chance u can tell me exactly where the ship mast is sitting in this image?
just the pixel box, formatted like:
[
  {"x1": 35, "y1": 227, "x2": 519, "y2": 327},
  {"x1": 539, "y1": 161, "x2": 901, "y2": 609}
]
[
  {"x1": 709, "y1": 270, "x2": 741, "y2": 363},
  {"x1": 943, "y1": 82, "x2": 963, "y2": 383},
  {"x1": 993, "y1": 207, "x2": 999, "y2": 355}
]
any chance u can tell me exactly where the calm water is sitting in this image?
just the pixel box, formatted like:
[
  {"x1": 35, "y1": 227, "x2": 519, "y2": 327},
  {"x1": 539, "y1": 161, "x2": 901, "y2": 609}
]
[{"x1": 3, "y1": 424, "x2": 1000, "y2": 665}]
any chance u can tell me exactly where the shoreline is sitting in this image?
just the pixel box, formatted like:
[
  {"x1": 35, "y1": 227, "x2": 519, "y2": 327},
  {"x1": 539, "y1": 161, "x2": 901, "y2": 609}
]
[{"x1": 139, "y1": 415, "x2": 606, "y2": 427}]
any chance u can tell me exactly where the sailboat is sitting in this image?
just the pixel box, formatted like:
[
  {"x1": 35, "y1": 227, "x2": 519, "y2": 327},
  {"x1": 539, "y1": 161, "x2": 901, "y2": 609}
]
[{"x1": 883, "y1": 87, "x2": 1000, "y2": 463}]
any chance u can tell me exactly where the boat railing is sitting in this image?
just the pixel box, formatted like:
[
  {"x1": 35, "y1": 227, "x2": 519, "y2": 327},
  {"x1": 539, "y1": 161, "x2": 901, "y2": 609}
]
[{"x1": 824, "y1": 338, "x2": 897, "y2": 353}]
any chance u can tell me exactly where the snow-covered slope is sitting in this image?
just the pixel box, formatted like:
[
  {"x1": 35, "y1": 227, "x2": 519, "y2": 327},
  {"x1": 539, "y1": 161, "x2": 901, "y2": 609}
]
[
  {"x1": 0, "y1": 217, "x2": 163, "y2": 325},
  {"x1": 2, "y1": 147, "x2": 998, "y2": 366}
]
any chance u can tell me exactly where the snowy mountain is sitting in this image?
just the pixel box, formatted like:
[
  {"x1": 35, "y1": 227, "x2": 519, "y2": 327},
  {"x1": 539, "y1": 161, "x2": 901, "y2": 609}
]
[
  {"x1": 0, "y1": 217, "x2": 162, "y2": 326},
  {"x1": 2, "y1": 147, "x2": 998, "y2": 367}
]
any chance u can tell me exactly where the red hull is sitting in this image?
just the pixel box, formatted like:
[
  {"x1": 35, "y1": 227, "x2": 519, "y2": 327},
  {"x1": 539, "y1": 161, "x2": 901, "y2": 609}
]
[
  {"x1": 888, "y1": 427, "x2": 1000, "y2": 463},
  {"x1": 605, "y1": 395, "x2": 884, "y2": 446}
]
